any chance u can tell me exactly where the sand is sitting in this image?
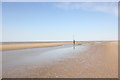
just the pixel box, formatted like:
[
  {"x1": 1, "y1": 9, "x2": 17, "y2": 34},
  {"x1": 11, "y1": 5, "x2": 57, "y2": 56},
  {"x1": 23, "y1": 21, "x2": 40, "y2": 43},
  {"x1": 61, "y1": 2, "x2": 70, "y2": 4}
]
[
  {"x1": 2, "y1": 41, "x2": 118, "y2": 78},
  {"x1": 1, "y1": 42, "x2": 72, "y2": 51},
  {"x1": 1, "y1": 41, "x2": 106, "y2": 51}
]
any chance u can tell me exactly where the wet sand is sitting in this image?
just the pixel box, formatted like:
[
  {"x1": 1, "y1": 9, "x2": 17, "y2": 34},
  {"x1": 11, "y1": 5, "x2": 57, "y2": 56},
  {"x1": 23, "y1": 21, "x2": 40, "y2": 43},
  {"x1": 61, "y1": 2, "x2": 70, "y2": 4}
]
[{"x1": 2, "y1": 41, "x2": 118, "y2": 78}]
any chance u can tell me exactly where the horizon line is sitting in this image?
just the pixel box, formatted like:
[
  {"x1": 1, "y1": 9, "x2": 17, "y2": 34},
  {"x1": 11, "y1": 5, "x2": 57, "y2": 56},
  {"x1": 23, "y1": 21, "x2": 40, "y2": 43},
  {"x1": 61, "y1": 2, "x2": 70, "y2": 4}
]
[{"x1": 1, "y1": 40, "x2": 118, "y2": 43}]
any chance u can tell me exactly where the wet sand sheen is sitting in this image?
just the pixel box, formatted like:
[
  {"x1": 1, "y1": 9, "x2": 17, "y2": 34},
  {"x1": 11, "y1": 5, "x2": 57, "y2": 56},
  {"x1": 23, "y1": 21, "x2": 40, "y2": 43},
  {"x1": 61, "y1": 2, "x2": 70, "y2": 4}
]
[{"x1": 2, "y1": 42, "x2": 118, "y2": 78}]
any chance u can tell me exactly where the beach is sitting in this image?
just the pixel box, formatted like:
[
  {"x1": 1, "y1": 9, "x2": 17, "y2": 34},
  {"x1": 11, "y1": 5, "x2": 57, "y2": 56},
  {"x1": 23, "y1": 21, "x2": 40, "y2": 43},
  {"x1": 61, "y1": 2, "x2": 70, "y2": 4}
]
[
  {"x1": 2, "y1": 1, "x2": 118, "y2": 79},
  {"x1": 1, "y1": 42, "x2": 72, "y2": 51},
  {"x1": 2, "y1": 41, "x2": 118, "y2": 78},
  {"x1": 1, "y1": 41, "x2": 104, "y2": 51}
]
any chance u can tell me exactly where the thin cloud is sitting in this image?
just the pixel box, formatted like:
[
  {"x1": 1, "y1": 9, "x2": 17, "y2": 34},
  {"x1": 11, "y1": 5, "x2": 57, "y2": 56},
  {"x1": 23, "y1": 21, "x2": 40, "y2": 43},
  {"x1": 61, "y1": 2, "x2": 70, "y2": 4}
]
[{"x1": 54, "y1": 2, "x2": 118, "y2": 16}]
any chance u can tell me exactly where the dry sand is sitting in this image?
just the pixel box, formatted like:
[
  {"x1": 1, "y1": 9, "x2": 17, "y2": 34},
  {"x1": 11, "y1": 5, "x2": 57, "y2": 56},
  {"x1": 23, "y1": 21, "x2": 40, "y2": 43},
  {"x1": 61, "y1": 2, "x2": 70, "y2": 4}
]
[
  {"x1": 2, "y1": 41, "x2": 118, "y2": 78},
  {"x1": 1, "y1": 42, "x2": 72, "y2": 51}
]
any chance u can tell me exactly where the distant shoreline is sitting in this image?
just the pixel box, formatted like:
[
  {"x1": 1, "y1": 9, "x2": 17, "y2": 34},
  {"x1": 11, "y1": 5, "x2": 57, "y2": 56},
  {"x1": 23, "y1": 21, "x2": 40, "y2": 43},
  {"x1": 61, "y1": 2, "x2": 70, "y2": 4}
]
[{"x1": 1, "y1": 40, "x2": 118, "y2": 43}]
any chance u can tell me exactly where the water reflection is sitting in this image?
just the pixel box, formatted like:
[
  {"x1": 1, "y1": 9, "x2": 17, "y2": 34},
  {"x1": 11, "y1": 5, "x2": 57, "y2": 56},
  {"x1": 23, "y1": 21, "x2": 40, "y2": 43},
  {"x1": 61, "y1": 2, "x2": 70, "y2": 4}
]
[
  {"x1": 3, "y1": 45, "x2": 90, "y2": 68},
  {"x1": 73, "y1": 45, "x2": 75, "y2": 49}
]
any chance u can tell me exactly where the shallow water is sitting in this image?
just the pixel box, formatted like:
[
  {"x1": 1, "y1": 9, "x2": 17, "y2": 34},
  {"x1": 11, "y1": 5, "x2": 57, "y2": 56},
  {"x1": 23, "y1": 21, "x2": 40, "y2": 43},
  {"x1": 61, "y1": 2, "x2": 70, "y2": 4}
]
[{"x1": 3, "y1": 45, "x2": 90, "y2": 69}]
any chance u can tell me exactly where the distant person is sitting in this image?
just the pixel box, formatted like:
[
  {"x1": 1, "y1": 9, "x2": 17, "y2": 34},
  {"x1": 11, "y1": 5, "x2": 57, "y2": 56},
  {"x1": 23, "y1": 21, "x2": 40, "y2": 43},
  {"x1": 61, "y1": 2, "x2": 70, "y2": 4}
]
[{"x1": 73, "y1": 40, "x2": 75, "y2": 45}]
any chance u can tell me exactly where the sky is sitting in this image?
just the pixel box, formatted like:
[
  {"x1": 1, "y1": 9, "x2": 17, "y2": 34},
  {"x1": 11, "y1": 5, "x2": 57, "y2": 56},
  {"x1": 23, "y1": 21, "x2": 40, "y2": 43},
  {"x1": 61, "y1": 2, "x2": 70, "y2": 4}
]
[
  {"x1": 2, "y1": 2, "x2": 118, "y2": 42},
  {"x1": 1, "y1": 0, "x2": 119, "y2": 2}
]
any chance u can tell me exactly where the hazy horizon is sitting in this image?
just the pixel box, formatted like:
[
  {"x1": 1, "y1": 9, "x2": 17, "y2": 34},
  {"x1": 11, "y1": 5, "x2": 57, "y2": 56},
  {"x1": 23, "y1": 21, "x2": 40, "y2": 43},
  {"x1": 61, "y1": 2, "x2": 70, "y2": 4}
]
[
  {"x1": 0, "y1": 40, "x2": 118, "y2": 43},
  {"x1": 2, "y1": 2, "x2": 118, "y2": 42}
]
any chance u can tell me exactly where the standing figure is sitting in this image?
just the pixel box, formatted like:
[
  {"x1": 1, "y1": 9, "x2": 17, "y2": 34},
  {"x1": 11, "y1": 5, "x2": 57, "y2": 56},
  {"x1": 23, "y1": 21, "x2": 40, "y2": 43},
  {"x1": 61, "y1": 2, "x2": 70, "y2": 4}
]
[
  {"x1": 73, "y1": 40, "x2": 75, "y2": 45},
  {"x1": 73, "y1": 40, "x2": 75, "y2": 49}
]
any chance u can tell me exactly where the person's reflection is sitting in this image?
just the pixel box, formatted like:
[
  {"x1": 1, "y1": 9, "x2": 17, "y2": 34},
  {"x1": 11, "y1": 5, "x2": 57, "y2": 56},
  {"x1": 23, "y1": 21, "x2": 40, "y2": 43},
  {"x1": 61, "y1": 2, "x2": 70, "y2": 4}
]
[
  {"x1": 73, "y1": 45, "x2": 75, "y2": 49},
  {"x1": 73, "y1": 40, "x2": 76, "y2": 49}
]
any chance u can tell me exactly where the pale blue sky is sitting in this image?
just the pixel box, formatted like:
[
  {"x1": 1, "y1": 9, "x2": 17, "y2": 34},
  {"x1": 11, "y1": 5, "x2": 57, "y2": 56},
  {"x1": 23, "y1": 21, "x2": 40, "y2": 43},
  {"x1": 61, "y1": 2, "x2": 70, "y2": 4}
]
[{"x1": 2, "y1": 2, "x2": 118, "y2": 41}]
